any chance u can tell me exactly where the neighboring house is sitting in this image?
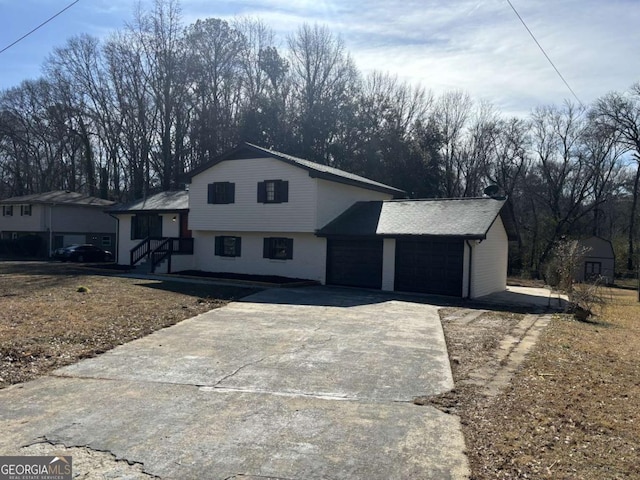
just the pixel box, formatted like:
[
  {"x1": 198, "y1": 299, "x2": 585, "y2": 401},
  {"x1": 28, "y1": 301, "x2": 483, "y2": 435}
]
[
  {"x1": 105, "y1": 190, "x2": 192, "y2": 270},
  {"x1": 575, "y1": 236, "x2": 615, "y2": 284},
  {"x1": 0, "y1": 190, "x2": 116, "y2": 256},
  {"x1": 109, "y1": 142, "x2": 517, "y2": 298},
  {"x1": 317, "y1": 198, "x2": 518, "y2": 298}
]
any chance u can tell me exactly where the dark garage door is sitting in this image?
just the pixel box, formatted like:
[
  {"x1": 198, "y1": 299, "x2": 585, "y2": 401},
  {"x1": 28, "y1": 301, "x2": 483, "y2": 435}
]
[
  {"x1": 327, "y1": 238, "x2": 383, "y2": 289},
  {"x1": 395, "y1": 239, "x2": 464, "y2": 296}
]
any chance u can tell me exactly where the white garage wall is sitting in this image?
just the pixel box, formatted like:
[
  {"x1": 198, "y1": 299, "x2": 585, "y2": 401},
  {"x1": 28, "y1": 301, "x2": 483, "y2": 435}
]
[
  {"x1": 471, "y1": 216, "x2": 508, "y2": 298},
  {"x1": 192, "y1": 231, "x2": 327, "y2": 283},
  {"x1": 382, "y1": 238, "x2": 396, "y2": 291}
]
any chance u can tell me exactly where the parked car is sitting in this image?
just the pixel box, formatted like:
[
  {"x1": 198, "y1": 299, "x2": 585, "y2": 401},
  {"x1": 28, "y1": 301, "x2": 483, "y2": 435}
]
[{"x1": 54, "y1": 244, "x2": 113, "y2": 262}]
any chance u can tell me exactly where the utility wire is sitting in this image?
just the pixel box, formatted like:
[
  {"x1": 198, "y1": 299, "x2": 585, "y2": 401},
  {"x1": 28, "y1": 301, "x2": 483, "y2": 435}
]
[
  {"x1": 506, "y1": 0, "x2": 584, "y2": 107},
  {"x1": 0, "y1": 0, "x2": 81, "y2": 55}
]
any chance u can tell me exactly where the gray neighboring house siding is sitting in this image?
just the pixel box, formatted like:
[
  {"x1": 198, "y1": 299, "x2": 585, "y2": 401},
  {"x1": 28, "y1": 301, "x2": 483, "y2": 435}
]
[{"x1": 0, "y1": 191, "x2": 116, "y2": 256}]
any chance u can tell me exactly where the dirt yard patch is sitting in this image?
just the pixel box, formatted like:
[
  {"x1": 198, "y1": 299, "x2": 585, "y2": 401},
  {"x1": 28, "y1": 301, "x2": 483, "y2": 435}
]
[
  {"x1": 0, "y1": 262, "x2": 258, "y2": 388},
  {"x1": 440, "y1": 289, "x2": 640, "y2": 479}
]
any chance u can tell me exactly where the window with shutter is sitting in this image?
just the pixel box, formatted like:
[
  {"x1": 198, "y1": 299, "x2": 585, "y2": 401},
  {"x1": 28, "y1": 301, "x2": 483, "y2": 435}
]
[
  {"x1": 257, "y1": 180, "x2": 289, "y2": 203},
  {"x1": 208, "y1": 182, "x2": 235, "y2": 204},
  {"x1": 263, "y1": 237, "x2": 293, "y2": 260},
  {"x1": 215, "y1": 236, "x2": 241, "y2": 257}
]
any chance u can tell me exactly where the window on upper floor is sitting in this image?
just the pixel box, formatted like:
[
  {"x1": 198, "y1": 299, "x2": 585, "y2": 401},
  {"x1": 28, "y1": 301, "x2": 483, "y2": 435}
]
[
  {"x1": 2, "y1": 205, "x2": 13, "y2": 216},
  {"x1": 20, "y1": 205, "x2": 31, "y2": 216},
  {"x1": 263, "y1": 237, "x2": 293, "y2": 260},
  {"x1": 215, "y1": 236, "x2": 242, "y2": 257},
  {"x1": 208, "y1": 182, "x2": 235, "y2": 204},
  {"x1": 257, "y1": 180, "x2": 288, "y2": 203},
  {"x1": 131, "y1": 214, "x2": 162, "y2": 240}
]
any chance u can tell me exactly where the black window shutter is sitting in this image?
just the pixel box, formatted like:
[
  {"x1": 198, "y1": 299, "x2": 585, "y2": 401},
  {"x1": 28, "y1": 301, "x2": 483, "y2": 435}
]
[
  {"x1": 286, "y1": 238, "x2": 294, "y2": 259},
  {"x1": 235, "y1": 237, "x2": 242, "y2": 256},
  {"x1": 207, "y1": 183, "x2": 215, "y2": 204},
  {"x1": 257, "y1": 182, "x2": 266, "y2": 203},
  {"x1": 215, "y1": 236, "x2": 222, "y2": 256},
  {"x1": 278, "y1": 180, "x2": 289, "y2": 203},
  {"x1": 131, "y1": 216, "x2": 136, "y2": 240},
  {"x1": 227, "y1": 182, "x2": 235, "y2": 203},
  {"x1": 263, "y1": 238, "x2": 270, "y2": 258}
]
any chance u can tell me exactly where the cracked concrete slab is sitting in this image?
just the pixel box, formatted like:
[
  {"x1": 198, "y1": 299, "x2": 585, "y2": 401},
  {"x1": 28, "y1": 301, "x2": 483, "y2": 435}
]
[{"x1": 0, "y1": 286, "x2": 469, "y2": 479}]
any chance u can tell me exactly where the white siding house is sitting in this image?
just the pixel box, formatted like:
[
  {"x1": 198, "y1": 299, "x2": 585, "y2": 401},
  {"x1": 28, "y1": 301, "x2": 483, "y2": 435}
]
[
  {"x1": 107, "y1": 143, "x2": 517, "y2": 298},
  {"x1": 185, "y1": 143, "x2": 402, "y2": 282}
]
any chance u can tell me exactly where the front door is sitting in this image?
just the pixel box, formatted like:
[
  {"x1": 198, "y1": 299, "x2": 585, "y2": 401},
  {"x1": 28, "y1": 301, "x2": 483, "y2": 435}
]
[{"x1": 180, "y1": 213, "x2": 192, "y2": 238}]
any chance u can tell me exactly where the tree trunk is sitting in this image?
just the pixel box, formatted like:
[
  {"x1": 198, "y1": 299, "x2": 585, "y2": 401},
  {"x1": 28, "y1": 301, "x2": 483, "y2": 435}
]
[{"x1": 627, "y1": 161, "x2": 640, "y2": 270}]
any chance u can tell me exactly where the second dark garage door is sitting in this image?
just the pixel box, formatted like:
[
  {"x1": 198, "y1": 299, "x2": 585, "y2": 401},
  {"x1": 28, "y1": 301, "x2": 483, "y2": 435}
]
[
  {"x1": 326, "y1": 238, "x2": 383, "y2": 289},
  {"x1": 394, "y1": 238, "x2": 464, "y2": 296}
]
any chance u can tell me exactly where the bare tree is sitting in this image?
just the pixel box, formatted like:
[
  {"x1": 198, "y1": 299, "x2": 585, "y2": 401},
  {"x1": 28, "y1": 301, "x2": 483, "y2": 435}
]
[
  {"x1": 433, "y1": 90, "x2": 473, "y2": 197},
  {"x1": 592, "y1": 84, "x2": 640, "y2": 270},
  {"x1": 287, "y1": 23, "x2": 359, "y2": 163},
  {"x1": 528, "y1": 102, "x2": 597, "y2": 269},
  {"x1": 184, "y1": 17, "x2": 245, "y2": 164}
]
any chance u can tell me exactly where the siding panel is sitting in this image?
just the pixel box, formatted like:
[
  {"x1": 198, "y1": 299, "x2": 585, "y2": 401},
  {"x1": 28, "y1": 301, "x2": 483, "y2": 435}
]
[
  {"x1": 192, "y1": 230, "x2": 326, "y2": 283},
  {"x1": 471, "y1": 216, "x2": 508, "y2": 298},
  {"x1": 189, "y1": 157, "x2": 318, "y2": 232}
]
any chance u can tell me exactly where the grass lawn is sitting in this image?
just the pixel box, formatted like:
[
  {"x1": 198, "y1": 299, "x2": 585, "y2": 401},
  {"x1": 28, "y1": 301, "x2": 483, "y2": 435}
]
[
  {"x1": 0, "y1": 261, "x2": 258, "y2": 388},
  {"x1": 457, "y1": 287, "x2": 640, "y2": 479}
]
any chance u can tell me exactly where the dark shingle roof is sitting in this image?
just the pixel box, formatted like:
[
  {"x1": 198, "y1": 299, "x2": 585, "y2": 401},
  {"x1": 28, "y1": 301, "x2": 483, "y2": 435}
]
[
  {"x1": 185, "y1": 142, "x2": 405, "y2": 197},
  {"x1": 317, "y1": 198, "x2": 518, "y2": 240},
  {"x1": 106, "y1": 191, "x2": 189, "y2": 213},
  {"x1": 0, "y1": 190, "x2": 114, "y2": 207}
]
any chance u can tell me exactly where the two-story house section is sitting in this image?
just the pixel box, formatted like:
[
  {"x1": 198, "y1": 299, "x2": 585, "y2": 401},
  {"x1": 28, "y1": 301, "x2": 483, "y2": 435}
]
[
  {"x1": 186, "y1": 143, "x2": 405, "y2": 283},
  {"x1": 0, "y1": 190, "x2": 116, "y2": 256}
]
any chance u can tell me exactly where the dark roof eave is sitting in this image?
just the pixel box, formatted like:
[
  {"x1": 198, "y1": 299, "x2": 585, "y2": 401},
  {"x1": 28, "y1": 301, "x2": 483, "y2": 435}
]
[
  {"x1": 185, "y1": 143, "x2": 405, "y2": 196},
  {"x1": 315, "y1": 231, "x2": 487, "y2": 240},
  {"x1": 106, "y1": 208, "x2": 189, "y2": 214}
]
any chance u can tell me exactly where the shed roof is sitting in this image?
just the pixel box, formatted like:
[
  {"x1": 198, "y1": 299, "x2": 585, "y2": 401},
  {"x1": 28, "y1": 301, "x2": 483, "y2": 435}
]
[
  {"x1": 317, "y1": 197, "x2": 518, "y2": 240},
  {"x1": 106, "y1": 190, "x2": 189, "y2": 213},
  {"x1": 185, "y1": 142, "x2": 405, "y2": 197},
  {"x1": 0, "y1": 190, "x2": 114, "y2": 207}
]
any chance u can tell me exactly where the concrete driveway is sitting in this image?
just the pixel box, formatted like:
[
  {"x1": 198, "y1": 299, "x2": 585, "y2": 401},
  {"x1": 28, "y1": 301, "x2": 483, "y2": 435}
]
[{"x1": 0, "y1": 286, "x2": 469, "y2": 479}]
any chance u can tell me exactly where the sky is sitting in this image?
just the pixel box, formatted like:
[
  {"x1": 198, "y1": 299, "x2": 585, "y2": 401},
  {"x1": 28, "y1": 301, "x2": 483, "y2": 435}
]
[{"x1": 1, "y1": 0, "x2": 639, "y2": 118}]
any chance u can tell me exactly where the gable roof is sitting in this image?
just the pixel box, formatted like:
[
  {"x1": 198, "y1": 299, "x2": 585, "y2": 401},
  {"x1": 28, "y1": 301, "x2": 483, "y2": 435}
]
[
  {"x1": 106, "y1": 191, "x2": 189, "y2": 213},
  {"x1": 185, "y1": 142, "x2": 406, "y2": 197},
  {"x1": 0, "y1": 190, "x2": 114, "y2": 207},
  {"x1": 317, "y1": 197, "x2": 518, "y2": 241}
]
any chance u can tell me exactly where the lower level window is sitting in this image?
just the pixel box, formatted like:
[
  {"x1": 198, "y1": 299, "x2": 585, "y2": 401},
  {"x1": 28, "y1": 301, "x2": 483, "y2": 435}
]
[
  {"x1": 215, "y1": 236, "x2": 241, "y2": 257},
  {"x1": 263, "y1": 237, "x2": 293, "y2": 260}
]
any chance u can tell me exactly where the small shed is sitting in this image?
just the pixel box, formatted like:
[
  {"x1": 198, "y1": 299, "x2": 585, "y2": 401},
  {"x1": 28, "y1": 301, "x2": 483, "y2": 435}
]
[{"x1": 575, "y1": 236, "x2": 615, "y2": 284}]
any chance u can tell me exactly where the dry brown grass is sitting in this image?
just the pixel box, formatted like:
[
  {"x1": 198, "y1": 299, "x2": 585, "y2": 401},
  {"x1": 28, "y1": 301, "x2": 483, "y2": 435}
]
[
  {"x1": 460, "y1": 288, "x2": 640, "y2": 479},
  {"x1": 0, "y1": 262, "x2": 257, "y2": 388}
]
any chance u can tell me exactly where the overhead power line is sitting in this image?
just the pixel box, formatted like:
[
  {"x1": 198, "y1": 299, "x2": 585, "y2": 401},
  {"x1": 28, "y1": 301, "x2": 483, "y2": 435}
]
[
  {"x1": 506, "y1": 0, "x2": 584, "y2": 107},
  {"x1": 0, "y1": 0, "x2": 81, "y2": 55}
]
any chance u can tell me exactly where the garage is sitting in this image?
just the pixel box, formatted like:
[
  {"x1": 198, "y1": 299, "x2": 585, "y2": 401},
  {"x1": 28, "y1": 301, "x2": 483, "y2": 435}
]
[
  {"x1": 326, "y1": 238, "x2": 383, "y2": 289},
  {"x1": 318, "y1": 198, "x2": 517, "y2": 298},
  {"x1": 394, "y1": 238, "x2": 464, "y2": 296}
]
